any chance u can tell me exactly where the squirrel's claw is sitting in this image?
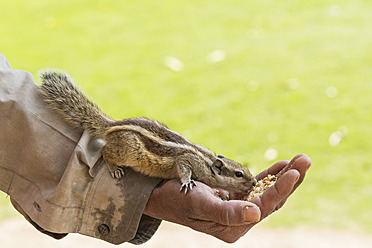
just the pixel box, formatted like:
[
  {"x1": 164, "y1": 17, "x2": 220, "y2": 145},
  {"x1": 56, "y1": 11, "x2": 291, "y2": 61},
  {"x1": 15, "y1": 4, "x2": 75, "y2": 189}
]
[
  {"x1": 111, "y1": 167, "x2": 125, "y2": 179},
  {"x1": 180, "y1": 180, "x2": 197, "y2": 194}
]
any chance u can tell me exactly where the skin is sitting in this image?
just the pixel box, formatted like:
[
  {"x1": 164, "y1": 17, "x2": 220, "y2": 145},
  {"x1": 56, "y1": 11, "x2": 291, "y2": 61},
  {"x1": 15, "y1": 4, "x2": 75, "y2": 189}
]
[{"x1": 144, "y1": 154, "x2": 312, "y2": 243}]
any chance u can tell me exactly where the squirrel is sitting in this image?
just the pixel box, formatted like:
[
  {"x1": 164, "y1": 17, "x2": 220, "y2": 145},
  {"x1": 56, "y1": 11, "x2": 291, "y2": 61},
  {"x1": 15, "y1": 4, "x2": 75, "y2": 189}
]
[{"x1": 38, "y1": 70, "x2": 256, "y2": 194}]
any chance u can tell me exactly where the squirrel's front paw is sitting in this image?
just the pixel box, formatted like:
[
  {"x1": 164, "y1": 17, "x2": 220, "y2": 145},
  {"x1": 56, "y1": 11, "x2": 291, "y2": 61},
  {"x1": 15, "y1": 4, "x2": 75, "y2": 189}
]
[{"x1": 179, "y1": 180, "x2": 197, "y2": 194}]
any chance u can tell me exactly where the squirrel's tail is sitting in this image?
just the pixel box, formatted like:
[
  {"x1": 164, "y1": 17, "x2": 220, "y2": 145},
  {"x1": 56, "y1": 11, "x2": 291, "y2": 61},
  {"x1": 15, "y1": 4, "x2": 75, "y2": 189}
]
[{"x1": 39, "y1": 69, "x2": 112, "y2": 136}]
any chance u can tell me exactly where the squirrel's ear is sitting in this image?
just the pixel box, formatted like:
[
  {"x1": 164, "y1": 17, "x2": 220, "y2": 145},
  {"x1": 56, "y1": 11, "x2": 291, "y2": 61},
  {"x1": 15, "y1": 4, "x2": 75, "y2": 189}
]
[{"x1": 211, "y1": 159, "x2": 224, "y2": 175}]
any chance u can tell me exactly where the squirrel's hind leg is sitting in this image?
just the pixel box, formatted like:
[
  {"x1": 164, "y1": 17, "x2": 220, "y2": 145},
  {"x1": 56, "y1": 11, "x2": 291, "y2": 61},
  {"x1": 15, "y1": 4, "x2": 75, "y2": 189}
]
[
  {"x1": 101, "y1": 144, "x2": 126, "y2": 179},
  {"x1": 103, "y1": 153, "x2": 125, "y2": 179}
]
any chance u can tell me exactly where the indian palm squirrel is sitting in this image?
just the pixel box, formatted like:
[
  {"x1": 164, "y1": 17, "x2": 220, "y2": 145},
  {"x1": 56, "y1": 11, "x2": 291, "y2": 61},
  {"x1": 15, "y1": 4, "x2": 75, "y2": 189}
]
[{"x1": 39, "y1": 70, "x2": 256, "y2": 194}]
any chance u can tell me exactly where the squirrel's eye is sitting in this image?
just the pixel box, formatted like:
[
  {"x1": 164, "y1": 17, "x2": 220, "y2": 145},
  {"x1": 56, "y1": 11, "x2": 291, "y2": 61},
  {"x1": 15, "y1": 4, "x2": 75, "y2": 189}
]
[
  {"x1": 235, "y1": 171, "x2": 244, "y2": 178},
  {"x1": 217, "y1": 154, "x2": 225, "y2": 158}
]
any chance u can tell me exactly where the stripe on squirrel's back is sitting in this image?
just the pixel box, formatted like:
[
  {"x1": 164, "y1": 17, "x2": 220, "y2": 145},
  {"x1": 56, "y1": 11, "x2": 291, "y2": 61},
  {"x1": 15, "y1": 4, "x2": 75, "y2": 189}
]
[
  {"x1": 114, "y1": 118, "x2": 188, "y2": 144},
  {"x1": 135, "y1": 130, "x2": 186, "y2": 157},
  {"x1": 112, "y1": 118, "x2": 216, "y2": 161}
]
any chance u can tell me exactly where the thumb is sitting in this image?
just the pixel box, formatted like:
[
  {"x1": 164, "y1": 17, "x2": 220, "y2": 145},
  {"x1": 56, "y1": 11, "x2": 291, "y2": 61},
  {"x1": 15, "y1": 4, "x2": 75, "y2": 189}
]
[{"x1": 202, "y1": 200, "x2": 261, "y2": 226}]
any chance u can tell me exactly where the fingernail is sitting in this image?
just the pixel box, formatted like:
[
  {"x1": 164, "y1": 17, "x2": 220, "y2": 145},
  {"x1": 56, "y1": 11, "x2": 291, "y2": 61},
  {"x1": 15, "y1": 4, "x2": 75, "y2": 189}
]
[
  {"x1": 295, "y1": 174, "x2": 300, "y2": 183},
  {"x1": 242, "y1": 205, "x2": 260, "y2": 223}
]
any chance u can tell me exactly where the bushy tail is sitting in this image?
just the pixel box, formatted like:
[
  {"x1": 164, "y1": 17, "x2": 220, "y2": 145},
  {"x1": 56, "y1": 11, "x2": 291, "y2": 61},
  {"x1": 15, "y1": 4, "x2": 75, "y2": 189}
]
[{"x1": 39, "y1": 69, "x2": 112, "y2": 136}]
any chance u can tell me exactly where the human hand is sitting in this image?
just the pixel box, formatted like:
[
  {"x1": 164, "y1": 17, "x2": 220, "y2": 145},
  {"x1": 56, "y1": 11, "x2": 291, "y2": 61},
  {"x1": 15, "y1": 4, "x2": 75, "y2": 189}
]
[{"x1": 143, "y1": 154, "x2": 311, "y2": 243}]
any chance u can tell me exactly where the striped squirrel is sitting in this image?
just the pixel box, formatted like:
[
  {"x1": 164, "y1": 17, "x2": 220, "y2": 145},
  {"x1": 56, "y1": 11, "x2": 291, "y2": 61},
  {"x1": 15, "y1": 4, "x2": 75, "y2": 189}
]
[{"x1": 39, "y1": 70, "x2": 256, "y2": 194}]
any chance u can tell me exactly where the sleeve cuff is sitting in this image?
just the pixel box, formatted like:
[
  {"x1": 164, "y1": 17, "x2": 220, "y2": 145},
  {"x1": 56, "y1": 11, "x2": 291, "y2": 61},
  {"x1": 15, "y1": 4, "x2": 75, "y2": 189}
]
[{"x1": 129, "y1": 214, "x2": 162, "y2": 245}]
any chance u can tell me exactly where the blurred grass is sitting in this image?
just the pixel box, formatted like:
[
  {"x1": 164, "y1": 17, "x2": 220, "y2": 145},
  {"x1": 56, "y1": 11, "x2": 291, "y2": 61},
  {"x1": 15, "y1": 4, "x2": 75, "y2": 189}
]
[{"x1": 1, "y1": 0, "x2": 372, "y2": 233}]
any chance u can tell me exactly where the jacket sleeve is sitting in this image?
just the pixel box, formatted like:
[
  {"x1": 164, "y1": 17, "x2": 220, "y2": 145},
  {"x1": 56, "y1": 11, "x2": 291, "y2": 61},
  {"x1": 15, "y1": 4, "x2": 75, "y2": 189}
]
[{"x1": 0, "y1": 53, "x2": 162, "y2": 245}]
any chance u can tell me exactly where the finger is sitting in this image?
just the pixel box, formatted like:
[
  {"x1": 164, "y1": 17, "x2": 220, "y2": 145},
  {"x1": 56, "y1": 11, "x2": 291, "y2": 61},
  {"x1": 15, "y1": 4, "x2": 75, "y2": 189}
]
[
  {"x1": 186, "y1": 191, "x2": 260, "y2": 242},
  {"x1": 196, "y1": 193, "x2": 261, "y2": 226},
  {"x1": 287, "y1": 154, "x2": 312, "y2": 189},
  {"x1": 250, "y1": 169, "x2": 300, "y2": 219},
  {"x1": 255, "y1": 160, "x2": 289, "y2": 181},
  {"x1": 274, "y1": 154, "x2": 311, "y2": 208}
]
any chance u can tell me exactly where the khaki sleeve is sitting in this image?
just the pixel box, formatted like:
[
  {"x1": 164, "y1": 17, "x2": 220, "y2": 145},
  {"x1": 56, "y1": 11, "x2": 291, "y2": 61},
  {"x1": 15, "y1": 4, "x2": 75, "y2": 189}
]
[{"x1": 0, "y1": 54, "x2": 162, "y2": 245}]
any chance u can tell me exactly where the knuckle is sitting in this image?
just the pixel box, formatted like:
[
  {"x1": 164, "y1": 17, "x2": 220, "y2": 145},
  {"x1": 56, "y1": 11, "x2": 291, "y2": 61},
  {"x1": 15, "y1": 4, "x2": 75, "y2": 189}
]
[{"x1": 218, "y1": 205, "x2": 231, "y2": 225}]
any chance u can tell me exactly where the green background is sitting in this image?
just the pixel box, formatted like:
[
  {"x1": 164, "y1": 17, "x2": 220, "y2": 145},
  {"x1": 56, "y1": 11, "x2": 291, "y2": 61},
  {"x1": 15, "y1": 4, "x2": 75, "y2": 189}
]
[{"x1": 1, "y1": 0, "x2": 372, "y2": 233}]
